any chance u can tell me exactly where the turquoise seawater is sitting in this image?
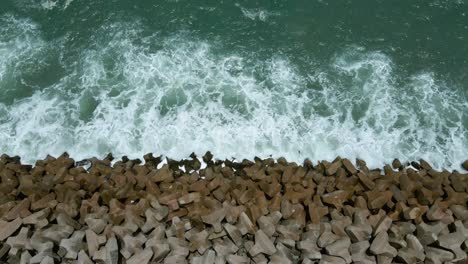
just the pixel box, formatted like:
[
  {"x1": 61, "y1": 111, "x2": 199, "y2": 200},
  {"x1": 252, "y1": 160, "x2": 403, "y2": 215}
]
[{"x1": 0, "y1": 0, "x2": 467, "y2": 168}]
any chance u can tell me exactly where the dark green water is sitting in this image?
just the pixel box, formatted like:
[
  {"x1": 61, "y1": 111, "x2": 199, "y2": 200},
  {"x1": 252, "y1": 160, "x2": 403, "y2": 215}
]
[{"x1": 0, "y1": 0, "x2": 467, "y2": 169}]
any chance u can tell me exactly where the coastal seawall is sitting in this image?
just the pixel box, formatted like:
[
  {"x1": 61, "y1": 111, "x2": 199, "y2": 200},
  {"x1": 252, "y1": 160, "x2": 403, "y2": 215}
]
[{"x1": 0, "y1": 152, "x2": 467, "y2": 263}]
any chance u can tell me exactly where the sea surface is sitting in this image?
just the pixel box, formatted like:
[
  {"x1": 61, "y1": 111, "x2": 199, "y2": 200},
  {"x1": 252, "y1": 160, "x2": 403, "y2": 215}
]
[{"x1": 0, "y1": 0, "x2": 467, "y2": 169}]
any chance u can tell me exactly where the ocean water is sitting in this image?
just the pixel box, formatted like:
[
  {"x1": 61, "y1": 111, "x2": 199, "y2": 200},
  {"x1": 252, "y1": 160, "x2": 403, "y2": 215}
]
[{"x1": 0, "y1": 0, "x2": 466, "y2": 169}]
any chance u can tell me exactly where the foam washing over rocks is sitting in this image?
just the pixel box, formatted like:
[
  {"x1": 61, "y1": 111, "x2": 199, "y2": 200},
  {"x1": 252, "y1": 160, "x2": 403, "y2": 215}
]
[{"x1": 0, "y1": 14, "x2": 466, "y2": 170}]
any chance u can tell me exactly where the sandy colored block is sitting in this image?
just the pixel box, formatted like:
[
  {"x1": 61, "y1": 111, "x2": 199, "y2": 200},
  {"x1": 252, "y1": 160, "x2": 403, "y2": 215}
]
[
  {"x1": 59, "y1": 230, "x2": 85, "y2": 259},
  {"x1": 84, "y1": 215, "x2": 107, "y2": 234},
  {"x1": 31, "y1": 193, "x2": 57, "y2": 211},
  {"x1": 280, "y1": 200, "x2": 295, "y2": 219},
  {"x1": 30, "y1": 251, "x2": 53, "y2": 264},
  {"x1": 437, "y1": 230, "x2": 467, "y2": 262},
  {"x1": 127, "y1": 247, "x2": 153, "y2": 264},
  {"x1": 248, "y1": 230, "x2": 276, "y2": 256},
  {"x1": 223, "y1": 202, "x2": 246, "y2": 224},
  {"x1": 120, "y1": 233, "x2": 146, "y2": 259},
  {"x1": 0, "y1": 202, "x2": 15, "y2": 219},
  {"x1": 345, "y1": 210, "x2": 372, "y2": 243},
  {"x1": 106, "y1": 236, "x2": 119, "y2": 264},
  {"x1": 213, "y1": 237, "x2": 238, "y2": 257},
  {"x1": 141, "y1": 208, "x2": 160, "y2": 233},
  {"x1": 146, "y1": 238, "x2": 170, "y2": 261},
  {"x1": 149, "y1": 164, "x2": 174, "y2": 183},
  {"x1": 193, "y1": 249, "x2": 216, "y2": 264},
  {"x1": 179, "y1": 192, "x2": 201, "y2": 205},
  {"x1": 388, "y1": 222, "x2": 415, "y2": 249},
  {"x1": 416, "y1": 221, "x2": 447, "y2": 246},
  {"x1": 366, "y1": 191, "x2": 392, "y2": 210},
  {"x1": 257, "y1": 214, "x2": 278, "y2": 237},
  {"x1": 331, "y1": 215, "x2": 352, "y2": 237},
  {"x1": 40, "y1": 256, "x2": 55, "y2": 264},
  {"x1": 85, "y1": 229, "x2": 101, "y2": 258},
  {"x1": 322, "y1": 190, "x2": 351, "y2": 210},
  {"x1": 39, "y1": 224, "x2": 74, "y2": 244},
  {"x1": 251, "y1": 253, "x2": 268, "y2": 264},
  {"x1": 297, "y1": 239, "x2": 321, "y2": 260},
  {"x1": 0, "y1": 242, "x2": 11, "y2": 259},
  {"x1": 224, "y1": 223, "x2": 243, "y2": 246},
  {"x1": 357, "y1": 172, "x2": 375, "y2": 190},
  {"x1": 0, "y1": 218, "x2": 22, "y2": 241},
  {"x1": 23, "y1": 208, "x2": 50, "y2": 229},
  {"x1": 325, "y1": 236, "x2": 351, "y2": 263},
  {"x1": 374, "y1": 216, "x2": 392, "y2": 235},
  {"x1": 342, "y1": 159, "x2": 357, "y2": 174},
  {"x1": 226, "y1": 254, "x2": 249, "y2": 264},
  {"x1": 317, "y1": 223, "x2": 340, "y2": 248},
  {"x1": 30, "y1": 235, "x2": 54, "y2": 256},
  {"x1": 20, "y1": 250, "x2": 32, "y2": 264},
  {"x1": 167, "y1": 237, "x2": 190, "y2": 257},
  {"x1": 4, "y1": 199, "x2": 31, "y2": 220},
  {"x1": 147, "y1": 224, "x2": 166, "y2": 241},
  {"x1": 308, "y1": 203, "x2": 329, "y2": 224},
  {"x1": 376, "y1": 255, "x2": 393, "y2": 264},
  {"x1": 277, "y1": 224, "x2": 301, "y2": 241},
  {"x1": 77, "y1": 250, "x2": 93, "y2": 264},
  {"x1": 369, "y1": 232, "x2": 397, "y2": 258},
  {"x1": 92, "y1": 247, "x2": 107, "y2": 263},
  {"x1": 326, "y1": 160, "x2": 342, "y2": 176},
  {"x1": 57, "y1": 212, "x2": 81, "y2": 230},
  {"x1": 202, "y1": 208, "x2": 225, "y2": 233},
  {"x1": 187, "y1": 229, "x2": 211, "y2": 254},
  {"x1": 426, "y1": 204, "x2": 454, "y2": 224},
  {"x1": 237, "y1": 212, "x2": 256, "y2": 235},
  {"x1": 6, "y1": 227, "x2": 32, "y2": 256},
  {"x1": 350, "y1": 241, "x2": 376, "y2": 264},
  {"x1": 389, "y1": 185, "x2": 407, "y2": 203},
  {"x1": 450, "y1": 204, "x2": 468, "y2": 220},
  {"x1": 320, "y1": 254, "x2": 347, "y2": 264},
  {"x1": 424, "y1": 246, "x2": 454, "y2": 264},
  {"x1": 270, "y1": 253, "x2": 293, "y2": 264},
  {"x1": 396, "y1": 234, "x2": 425, "y2": 263}
]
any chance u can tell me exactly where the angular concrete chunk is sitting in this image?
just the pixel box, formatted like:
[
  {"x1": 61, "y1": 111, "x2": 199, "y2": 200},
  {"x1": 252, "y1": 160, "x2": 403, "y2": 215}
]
[
  {"x1": 345, "y1": 210, "x2": 372, "y2": 243},
  {"x1": 237, "y1": 212, "x2": 256, "y2": 235},
  {"x1": 350, "y1": 241, "x2": 375, "y2": 264},
  {"x1": 106, "y1": 236, "x2": 119, "y2": 264},
  {"x1": 22, "y1": 208, "x2": 50, "y2": 229},
  {"x1": 0, "y1": 218, "x2": 22, "y2": 241},
  {"x1": 325, "y1": 237, "x2": 351, "y2": 264},
  {"x1": 202, "y1": 208, "x2": 225, "y2": 233},
  {"x1": 416, "y1": 221, "x2": 447, "y2": 246},
  {"x1": 320, "y1": 254, "x2": 347, "y2": 264},
  {"x1": 370, "y1": 232, "x2": 397, "y2": 258},
  {"x1": 226, "y1": 254, "x2": 249, "y2": 264},
  {"x1": 59, "y1": 230, "x2": 85, "y2": 259},
  {"x1": 425, "y1": 246, "x2": 454, "y2": 264},
  {"x1": 249, "y1": 230, "x2": 276, "y2": 256},
  {"x1": 6, "y1": 227, "x2": 32, "y2": 256},
  {"x1": 224, "y1": 223, "x2": 243, "y2": 246},
  {"x1": 77, "y1": 250, "x2": 93, "y2": 264},
  {"x1": 146, "y1": 238, "x2": 170, "y2": 261},
  {"x1": 120, "y1": 233, "x2": 146, "y2": 259},
  {"x1": 127, "y1": 247, "x2": 153, "y2": 264},
  {"x1": 318, "y1": 223, "x2": 340, "y2": 248},
  {"x1": 437, "y1": 231, "x2": 467, "y2": 262},
  {"x1": 85, "y1": 215, "x2": 107, "y2": 234}
]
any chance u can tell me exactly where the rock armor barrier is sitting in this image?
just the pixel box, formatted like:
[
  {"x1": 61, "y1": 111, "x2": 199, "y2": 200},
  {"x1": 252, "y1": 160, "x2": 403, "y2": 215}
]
[{"x1": 0, "y1": 152, "x2": 467, "y2": 263}]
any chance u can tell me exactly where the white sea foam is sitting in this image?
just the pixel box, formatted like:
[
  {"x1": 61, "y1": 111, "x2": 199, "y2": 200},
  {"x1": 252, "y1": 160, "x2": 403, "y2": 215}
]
[
  {"x1": 0, "y1": 18, "x2": 466, "y2": 170},
  {"x1": 237, "y1": 4, "x2": 273, "y2": 22},
  {"x1": 0, "y1": 15, "x2": 44, "y2": 82}
]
